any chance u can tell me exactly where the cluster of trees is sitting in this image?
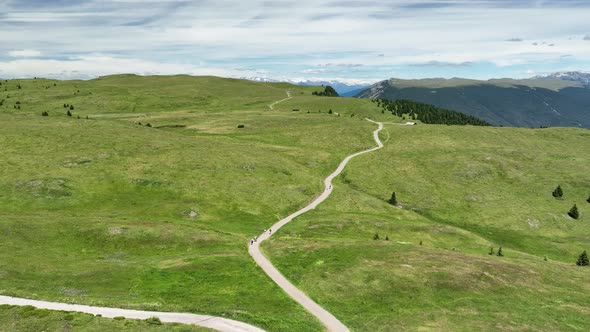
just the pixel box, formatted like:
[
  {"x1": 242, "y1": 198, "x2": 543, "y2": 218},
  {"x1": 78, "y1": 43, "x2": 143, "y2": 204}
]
[
  {"x1": 552, "y1": 185, "x2": 586, "y2": 220},
  {"x1": 312, "y1": 86, "x2": 339, "y2": 97},
  {"x1": 552, "y1": 185, "x2": 588, "y2": 266},
  {"x1": 374, "y1": 99, "x2": 491, "y2": 126}
]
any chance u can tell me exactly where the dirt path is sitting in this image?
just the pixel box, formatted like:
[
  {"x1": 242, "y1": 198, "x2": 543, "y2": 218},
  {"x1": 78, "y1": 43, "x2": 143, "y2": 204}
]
[
  {"x1": 269, "y1": 90, "x2": 292, "y2": 110},
  {"x1": 0, "y1": 295, "x2": 264, "y2": 332},
  {"x1": 248, "y1": 119, "x2": 384, "y2": 332}
]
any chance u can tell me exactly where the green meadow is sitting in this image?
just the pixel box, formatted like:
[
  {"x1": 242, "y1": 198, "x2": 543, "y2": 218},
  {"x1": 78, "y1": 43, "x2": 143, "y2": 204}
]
[
  {"x1": 1, "y1": 75, "x2": 589, "y2": 331},
  {"x1": 263, "y1": 124, "x2": 590, "y2": 331}
]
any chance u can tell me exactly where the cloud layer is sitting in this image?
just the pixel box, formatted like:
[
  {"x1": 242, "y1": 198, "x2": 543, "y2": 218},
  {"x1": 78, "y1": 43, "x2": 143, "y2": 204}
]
[{"x1": 0, "y1": 0, "x2": 589, "y2": 81}]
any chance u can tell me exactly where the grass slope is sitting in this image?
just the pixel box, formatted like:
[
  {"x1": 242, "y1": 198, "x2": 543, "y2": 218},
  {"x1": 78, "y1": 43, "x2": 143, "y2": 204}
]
[
  {"x1": 0, "y1": 75, "x2": 393, "y2": 331},
  {"x1": 264, "y1": 124, "x2": 590, "y2": 331}
]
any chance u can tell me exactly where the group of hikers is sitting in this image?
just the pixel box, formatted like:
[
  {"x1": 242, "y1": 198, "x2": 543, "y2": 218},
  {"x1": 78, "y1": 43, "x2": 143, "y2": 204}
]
[
  {"x1": 248, "y1": 184, "x2": 334, "y2": 246},
  {"x1": 250, "y1": 228, "x2": 272, "y2": 245}
]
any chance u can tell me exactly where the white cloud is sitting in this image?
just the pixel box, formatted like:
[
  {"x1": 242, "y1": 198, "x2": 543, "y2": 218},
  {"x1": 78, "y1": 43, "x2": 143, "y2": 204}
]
[
  {"x1": 0, "y1": 56, "x2": 251, "y2": 79},
  {"x1": 8, "y1": 49, "x2": 42, "y2": 57},
  {"x1": 0, "y1": 1, "x2": 589, "y2": 79}
]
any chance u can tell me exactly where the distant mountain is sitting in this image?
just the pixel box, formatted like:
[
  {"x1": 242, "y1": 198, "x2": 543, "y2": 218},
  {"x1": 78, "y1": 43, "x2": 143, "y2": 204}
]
[
  {"x1": 241, "y1": 76, "x2": 281, "y2": 83},
  {"x1": 536, "y1": 71, "x2": 590, "y2": 86},
  {"x1": 292, "y1": 80, "x2": 371, "y2": 96},
  {"x1": 242, "y1": 77, "x2": 371, "y2": 96},
  {"x1": 356, "y1": 74, "x2": 590, "y2": 128}
]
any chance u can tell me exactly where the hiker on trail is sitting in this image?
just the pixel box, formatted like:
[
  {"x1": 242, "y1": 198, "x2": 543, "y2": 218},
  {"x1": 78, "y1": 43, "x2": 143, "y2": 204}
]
[
  {"x1": 250, "y1": 239, "x2": 253, "y2": 245},
  {"x1": 269, "y1": 228, "x2": 272, "y2": 234}
]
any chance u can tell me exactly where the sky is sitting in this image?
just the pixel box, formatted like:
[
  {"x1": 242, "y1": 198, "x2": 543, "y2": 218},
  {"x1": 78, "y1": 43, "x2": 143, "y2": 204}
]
[{"x1": 0, "y1": 0, "x2": 589, "y2": 84}]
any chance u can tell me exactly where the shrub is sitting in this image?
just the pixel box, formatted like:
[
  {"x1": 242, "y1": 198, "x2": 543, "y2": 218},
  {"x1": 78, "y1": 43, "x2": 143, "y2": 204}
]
[
  {"x1": 419, "y1": 240, "x2": 423, "y2": 245},
  {"x1": 237, "y1": 124, "x2": 245, "y2": 128},
  {"x1": 373, "y1": 233, "x2": 380, "y2": 240},
  {"x1": 69, "y1": 105, "x2": 74, "y2": 110},
  {"x1": 66, "y1": 110, "x2": 72, "y2": 117},
  {"x1": 328, "y1": 109, "x2": 333, "y2": 114},
  {"x1": 576, "y1": 250, "x2": 589, "y2": 266},
  {"x1": 587, "y1": 196, "x2": 590, "y2": 203},
  {"x1": 552, "y1": 185, "x2": 563, "y2": 198},
  {"x1": 388, "y1": 192, "x2": 397, "y2": 205},
  {"x1": 497, "y1": 247, "x2": 504, "y2": 257},
  {"x1": 146, "y1": 123, "x2": 152, "y2": 127},
  {"x1": 488, "y1": 247, "x2": 495, "y2": 255},
  {"x1": 145, "y1": 317, "x2": 162, "y2": 325},
  {"x1": 385, "y1": 235, "x2": 389, "y2": 241},
  {"x1": 41, "y1": 111, "x2": 48, "y2": 116},
  {"x1": 292, "y1": 109, "x2": 300, "y2": 112},
  {"x1": 568, "y1": 204, "x2": 579, "y2": 219},
  {"x1": 113, "y1": 316, "x2": 125, "y2": 320}
]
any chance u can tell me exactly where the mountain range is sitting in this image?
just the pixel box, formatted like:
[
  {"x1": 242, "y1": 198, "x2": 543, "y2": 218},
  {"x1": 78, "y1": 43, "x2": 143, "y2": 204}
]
[
  {"x1": 356, "y1": 72, "x2": 590, "y2": 128},
  {"x1": 242, "y1": 77, "x2": 371, "y2": 96}
]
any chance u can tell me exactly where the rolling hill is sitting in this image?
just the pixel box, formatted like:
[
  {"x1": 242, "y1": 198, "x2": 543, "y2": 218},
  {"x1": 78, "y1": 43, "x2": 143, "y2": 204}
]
[
  {"x1": 0, "y1": 75, "x2": 588, "y2": 331},
  {"x1": 356, "y1": 73, "x2": 590, "y2": 128}
]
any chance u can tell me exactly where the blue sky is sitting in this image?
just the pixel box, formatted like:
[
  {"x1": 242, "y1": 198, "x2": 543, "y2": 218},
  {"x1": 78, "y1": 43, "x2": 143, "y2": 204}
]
[{"x1": 0, "y1": 0, "x2": 589, "y2": 83}]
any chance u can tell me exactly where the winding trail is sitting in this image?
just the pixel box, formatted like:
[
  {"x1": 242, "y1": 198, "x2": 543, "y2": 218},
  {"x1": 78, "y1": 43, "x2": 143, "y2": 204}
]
[
  {"x1": 0, "y1": 295, "x2": 264, "y2": 332},
  {"x1": 269, "y1": 90, "x2": 292, "y2": 110},
  {"x1": 249, "y1": 119, "x2": 384, "y2": 332}
]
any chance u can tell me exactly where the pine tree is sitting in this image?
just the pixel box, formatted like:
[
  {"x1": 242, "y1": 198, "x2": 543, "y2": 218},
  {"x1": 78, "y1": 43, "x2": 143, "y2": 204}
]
[
  {"x1": 497, "y1": 247, "x2": 504, "y2": 257},
  {"x1": 66, "y1": 110, "x2": 72, "y2": 117},
  {"x1": 373, "y1": 233, "x2": 380, "y2": 240},
  {"x1": 385, "y1": 235, "x2": 389, "y2": 241},
  {"x1": 388, "y1": 192, "x2": 397, "y2": 205},
  {"x1": 576, "y1": 250, "x2": 589, "y2": 266},
  {"x1": 489, "y1": 247, "x2": 495, "y2": 255},
  {"x1": 69, "y1": 105, "x2": 74, "y2": 110},
  {"x1": 568, "y1": 204, "x2": 579, "y2": 219},
  {"x1": 586, "y1": 196, "x2": 590, "y2": 203},
  {"x1": 552, "y1": 185, "x2": 563, "y2": 198}
]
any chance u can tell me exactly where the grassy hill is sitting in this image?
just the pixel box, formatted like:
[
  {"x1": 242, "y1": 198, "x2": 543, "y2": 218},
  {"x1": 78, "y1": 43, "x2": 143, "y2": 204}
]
[
  {"x1": 0, "y1": 75, "x2": 391, "y2": 331},
  {"x1": 356, "y1": 77, "x2": 590, "y2": 128},
  {"x1": 263, "y1": 124, "x2": 590, "y2": 331},
  {"x1": 1, "y1": 75, "x2": 589, "y2": 331}
]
